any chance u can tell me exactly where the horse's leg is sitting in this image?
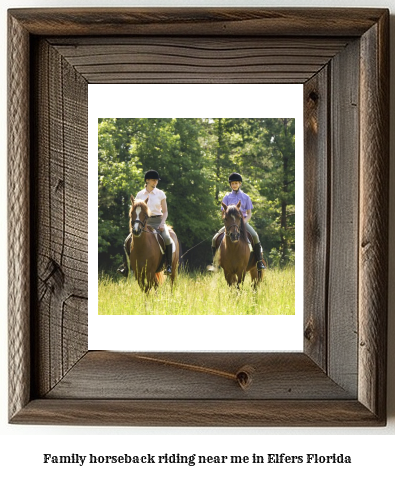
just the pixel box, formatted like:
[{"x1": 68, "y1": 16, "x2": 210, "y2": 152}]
[
  {"x1": 233, "y1": 246, "x2": 249, "y2": 288},
  {"x1": 152, "y1": 272, "x2": 160, "y2": 291},
  {"x1": 169, "y1": 232, "x2": 179, "y2": 287},
  {"x1": 130, "y1": 244, "x2": 148, "y2": 291},
  {"x1": 236, "y1": 273, "x2": 243, "y2": 290},
  {"x1": 170, "y1": 250, "x2": 178, "y2": 287},
  {"x1": 250, "y1": 267, "x2": 259, "y2": 290},
  {"x1": 238, "y1": 270, "x2": 246, "y2": 286},
  {"x1": 225, "y1": 272, "x2": 238, "y2": 287},
  {"x1": 136, "y1": 261, "x2": 155, "y2": 293},
  {"x1": 137, "y1": 269, "x2": 149, "y2": 292},
  {"x1": 137, "y1": 273, "x2": 147, "y2": 292},
  {"x1": 170, "y1": 265, "x2": 177, "y2": 287},
  {"x1": 144, "y1": 271, "x2": 159, "y2": 293}
]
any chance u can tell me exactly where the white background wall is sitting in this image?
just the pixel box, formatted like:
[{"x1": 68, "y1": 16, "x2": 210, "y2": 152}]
[{"x1": 1, "y1": 0, "x2": 394, "y2": 476}]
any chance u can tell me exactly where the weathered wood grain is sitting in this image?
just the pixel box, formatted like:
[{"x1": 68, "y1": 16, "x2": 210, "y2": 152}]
[
  {"x1": 303, "y1": 67, "x2": 329, "y2": 371},
  {"x1": 8, "y1": 8, "x2": 387, "y2": 37},
  {"x1": 327, "y1": 39, "x2": 360, "y2": 396},
  {"x1": 8, "y1": 12, "x2": 31, "y2": 421},
  {"x1": 11, "y1": 399, "x2": 383, "y2": 427},
  {"x1": 359, "y1": 12, "x2": 389, "y2": 420},
  {"x1": 46, "y1": 352, "x2": 354, "y2": 400},
  {"x1": 48, "y1": 37, "x2": 350, "y2": 84},
  {"x1": 31, "y1": 39, "x2": 88, "y2": 397}
]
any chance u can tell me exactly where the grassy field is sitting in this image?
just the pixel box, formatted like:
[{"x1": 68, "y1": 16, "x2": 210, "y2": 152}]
[{"x1": 98, "y1": 266, "x2": 295, "y2": 315}]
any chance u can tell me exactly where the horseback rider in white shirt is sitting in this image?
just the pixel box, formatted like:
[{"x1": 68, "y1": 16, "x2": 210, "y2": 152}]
[{"x1": 117, "y1": 170, "x2": 173, "y2": 277}]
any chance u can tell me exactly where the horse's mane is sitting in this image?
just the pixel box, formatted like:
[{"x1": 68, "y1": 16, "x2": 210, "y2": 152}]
[{"x1": 223, "y1": 205, "x2": 248, "y2": 243}]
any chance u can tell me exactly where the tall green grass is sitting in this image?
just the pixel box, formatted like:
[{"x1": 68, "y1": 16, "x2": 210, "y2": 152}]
[{"x1": 98, "y1": 267, "x2": 295, "y2": 315}]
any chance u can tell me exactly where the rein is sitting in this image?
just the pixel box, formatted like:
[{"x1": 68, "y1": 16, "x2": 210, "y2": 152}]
[
  {"x1": 131, "y1": 218, "x2": 147, "y2": 230},
  {"x1": 224, "y1": 210, "x2": 243, "y2": 238},
  {"x1": 225, "y1": 223, "x2": 241, "y2": 237},
  {"x1": 131, "y1": 213, "x2": 157, "y2": 235},
  {"x1": 180, "y1": 239, "x2": 209, "y2": 260},
  {"x1": 135, "y1": 225, "x2": 160, "y2": 235}
]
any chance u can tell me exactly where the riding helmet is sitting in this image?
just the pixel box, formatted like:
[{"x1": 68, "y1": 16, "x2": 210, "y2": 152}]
[
  {"x1": 228, "y1": 172, "x2": 242, "y2": 183},
  {"x1": 144, "y1": 170, "x2": 161, "y2": 181}
]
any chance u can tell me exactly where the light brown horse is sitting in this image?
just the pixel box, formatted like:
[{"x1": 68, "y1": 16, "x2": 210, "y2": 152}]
[
  {"x1": 216, "y1": 201, "x2": 263, "y2": 288},
  {"x1": 129, "y1": 196, "x2": 179, "y2": 292}
]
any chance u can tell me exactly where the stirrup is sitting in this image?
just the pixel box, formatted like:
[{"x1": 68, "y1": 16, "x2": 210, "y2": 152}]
[
  {"x1": 117, "y1": 264, "x2": 129, "y2": 277},
  {"x1": 164, "y1": 265, "x2": 172, "y2": 275},
  {"x1": 256, "y1": 260, "x2": 265, "y2": 271}
]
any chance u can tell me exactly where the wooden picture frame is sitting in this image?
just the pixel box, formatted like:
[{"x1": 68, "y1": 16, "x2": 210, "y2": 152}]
[{"x1": 8, "y1": 8, "x2": 389, "y2": 426}]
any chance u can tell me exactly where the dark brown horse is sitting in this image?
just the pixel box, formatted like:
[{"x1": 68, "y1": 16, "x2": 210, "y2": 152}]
[
  {"x1": 216, "y1": 200, "x2": 263, "y2": 288},
  {"x1": 129, "y1": 195, "x2": 179, "y2": 292}
]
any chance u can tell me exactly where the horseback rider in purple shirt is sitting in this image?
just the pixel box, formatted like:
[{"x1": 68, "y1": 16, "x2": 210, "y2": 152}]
[{"x1": 212, "y1": 172, "x2": 265, "y2": 271}]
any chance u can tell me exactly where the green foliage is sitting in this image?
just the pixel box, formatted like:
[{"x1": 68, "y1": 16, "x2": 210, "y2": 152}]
[
  {"x1": 98, "y1": 118, "x2": 295, "y2": 272},
  {"x1": 98, "y1": 119, "x2": 143, "y2": 268}
]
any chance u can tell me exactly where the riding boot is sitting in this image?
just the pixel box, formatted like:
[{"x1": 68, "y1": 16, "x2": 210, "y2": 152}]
[
  {"x1": 117, "y1": 263, "x2": 129, "y2": 277},
  {"x1": 164, "y1": 244, "x2": 173, "y2": 275},
  {"x1": 253, "y1": 242, "x2": 266, "y2": 270},
  {"x1": 117, "y1": 235, "x2": 131, "y2": 277}
]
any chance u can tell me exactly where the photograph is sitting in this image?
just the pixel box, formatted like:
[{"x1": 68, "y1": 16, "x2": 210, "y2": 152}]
[{"x1": 97, "y1": 117, "x2": 296, "y2": 316}]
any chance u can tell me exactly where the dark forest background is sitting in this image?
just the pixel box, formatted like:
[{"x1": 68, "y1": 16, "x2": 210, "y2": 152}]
[{"x1": 98, "y1": 118, "x2": 295, "y2": 272}]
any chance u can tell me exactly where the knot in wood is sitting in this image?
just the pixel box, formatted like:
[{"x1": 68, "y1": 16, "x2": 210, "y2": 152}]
[
  {"x1": 308, "y1": 91, "x2": 319, "y2": 103},
  {"x1": 236, "y1": 365, "x2": 255, "y2": 390},
  {"x1": 304, "y1": 321, "x2": 314, "y2": 341}
]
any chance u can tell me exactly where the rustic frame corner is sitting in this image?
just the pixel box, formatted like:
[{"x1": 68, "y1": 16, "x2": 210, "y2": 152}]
[{"x1": 8, "y1": 8, "x2": 389, "y2": 426}]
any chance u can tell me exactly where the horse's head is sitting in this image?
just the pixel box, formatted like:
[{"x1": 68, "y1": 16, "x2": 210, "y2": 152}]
[
  {"x1": 222, "y1": 200, "x2": 244, "y2": 243},
  {"x1": 129, "y1": 195, "x2": 151, "y2": 237}
]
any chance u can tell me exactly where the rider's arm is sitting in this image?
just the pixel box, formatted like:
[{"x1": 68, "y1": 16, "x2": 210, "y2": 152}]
[
  {"x1": 159, "y1": 198, "x2": 168, "y2": 230},
  {"x1": 244, "y1": 209, "x2": 252, "y2": 223}
]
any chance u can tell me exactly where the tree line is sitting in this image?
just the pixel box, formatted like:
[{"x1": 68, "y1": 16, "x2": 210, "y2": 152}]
[{"x1": 98, "y1": 118, "x2": 295, "y2": 272}]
